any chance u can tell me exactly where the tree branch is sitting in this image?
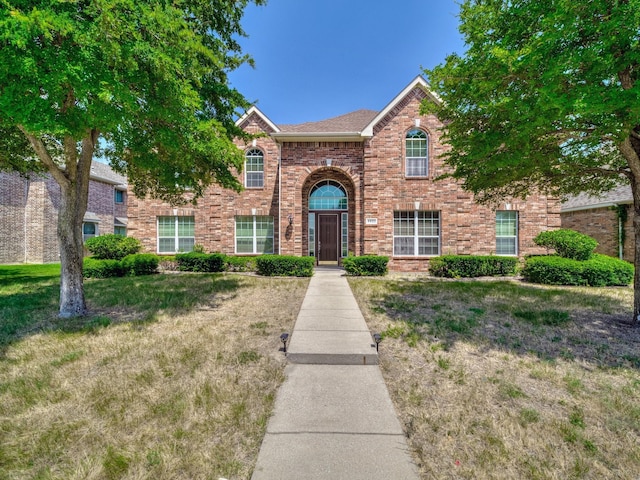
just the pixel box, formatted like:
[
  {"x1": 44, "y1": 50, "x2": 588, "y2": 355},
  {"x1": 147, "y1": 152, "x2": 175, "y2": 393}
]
[{"x1": 17, "y1": 125, "x2": 70, "y2": 188}]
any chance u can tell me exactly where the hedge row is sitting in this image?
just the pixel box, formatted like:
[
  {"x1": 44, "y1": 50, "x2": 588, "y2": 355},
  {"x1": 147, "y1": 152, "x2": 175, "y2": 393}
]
[
  {"x1": 175, "y1": 252, "x2": 225, "y2": 272},
  {"x1": 522, "y1": 254, "x2": 633, "y2": 286},
  {"x1": 429, "y1": 255, "x2": 518, "y2": 278},
  {"x1": 83, "y1": 254, "x2": 159, "y2": 278},
  {"x1": 255, "y1": 255, "x2": 315, "y2": 277},
  {"x1": 343, "y1": 255, "x2": 389, "y2": 276}
]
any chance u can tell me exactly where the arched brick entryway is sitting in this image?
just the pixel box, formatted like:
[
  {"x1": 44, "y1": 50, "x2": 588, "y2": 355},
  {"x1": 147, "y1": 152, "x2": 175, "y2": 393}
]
[{"x1": 301, "y1": 168, "x2": 357, "y2": 265}]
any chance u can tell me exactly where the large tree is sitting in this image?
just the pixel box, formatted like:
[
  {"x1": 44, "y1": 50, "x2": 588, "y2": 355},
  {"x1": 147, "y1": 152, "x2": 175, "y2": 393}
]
[
  {"x1": 424, "y1": 0, "x2": 640, "y2": 324},
  {"x1": 0, "y1": 0, "x2": 263, "y2": 317}
]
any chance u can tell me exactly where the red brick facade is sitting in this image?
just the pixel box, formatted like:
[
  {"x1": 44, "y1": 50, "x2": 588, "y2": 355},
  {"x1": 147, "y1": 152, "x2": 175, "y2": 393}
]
[
  {"x1": 0, "y1": 165, "x2": 127, "y2": 264},
  {"x1": 562, "y1": 205, "x2": 633, "y2": 262},
  {"x1": 128, "y1": 78, "x2": 560, "y2": 271}
]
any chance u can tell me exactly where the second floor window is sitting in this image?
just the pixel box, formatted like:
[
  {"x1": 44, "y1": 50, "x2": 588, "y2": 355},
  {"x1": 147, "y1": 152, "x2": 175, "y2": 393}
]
[
  {"x1": 245, "y1": 148, "x2": 264, "y2": 188},
  {"x1": 405, "y1": 129, "x2": 428, "y2": 177}
]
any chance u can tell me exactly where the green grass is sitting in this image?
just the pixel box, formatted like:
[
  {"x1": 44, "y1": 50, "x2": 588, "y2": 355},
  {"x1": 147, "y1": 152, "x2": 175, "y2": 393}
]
[
  {"x1": 350, "y1": 276, "x2": 640, "y2": 479},
  {"x1": 0, "y1": 263, "x2": 309, "y2": 479}
]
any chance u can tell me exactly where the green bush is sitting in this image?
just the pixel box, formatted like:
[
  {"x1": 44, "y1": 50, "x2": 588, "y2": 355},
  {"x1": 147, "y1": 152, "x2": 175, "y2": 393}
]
[
  {"x1": 121, "y1": 254, "x2": 159, "y2": 276},
  {"x1": 429, "y1": 255, "x2": 518, "y2": 278},
  {"x1": 342, "y1": 255, "x2": 389, "y2": 276},
  {"x1": 225, "y1": 255, "x2": 257, "y2": 272},
  {"x1": 83, "y1": 258, "x2": 125, "y2": 278},
  {"x1": 522, "y1": 254, "x2": 633, "y2": 286},
  {"x1": 255, "y1": 255, "x2": 314, "y2": 277},
  {"x1": 175, "y1": 252, "x2": 225, "y2": 272},
  {"x1": 533, "y1": 229, "x2": 598, "y2": 261},
  {"x1": 85, "y1": 234, "x2": 142, "y2": 260}
]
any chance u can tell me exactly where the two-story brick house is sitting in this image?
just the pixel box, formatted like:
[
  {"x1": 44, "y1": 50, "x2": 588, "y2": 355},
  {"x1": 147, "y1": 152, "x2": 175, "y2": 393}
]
[
  {"x1": 128, "y1": 77, "x2": 560, "y2": 270},
  {"x1": 0, "y1": 161, "x2": 128, "y2": 264}
]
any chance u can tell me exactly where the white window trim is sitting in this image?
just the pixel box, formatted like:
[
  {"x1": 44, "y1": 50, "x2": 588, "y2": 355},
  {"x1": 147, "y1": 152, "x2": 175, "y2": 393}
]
[
  {"x1": 157, "y1": 216, "x2": 195, "y2": 254},
  {"x1": 393, "y1": 210, "x2": 440, "y2": 257},
  {"x1": 244, "y1": 149, "x2": 264, "y2": 189},
  {"x1": 405, "y1": 129, "x2": 429, "y2": 178},
  {"x1": 496, "y1": 211, "x2": 519, "y2": 256},
  {"x1": 82, "y1": 222, "x2": 99, "y2": 242},
  {"x1": 235, "y1": 215, "x2": 274, "y2": 254}
]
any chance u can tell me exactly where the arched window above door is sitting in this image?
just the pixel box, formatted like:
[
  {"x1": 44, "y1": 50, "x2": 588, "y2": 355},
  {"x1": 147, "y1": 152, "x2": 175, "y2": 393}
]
[{"x1": 309, "y1": 181, "x2": 347, "y2": 210}]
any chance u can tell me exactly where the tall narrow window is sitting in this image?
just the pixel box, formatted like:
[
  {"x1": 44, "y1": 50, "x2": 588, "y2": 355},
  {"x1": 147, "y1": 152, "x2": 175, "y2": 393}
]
[
  {"x1": 158, "y1": 216, "x2": 195, "y2": 253},
  {"x1": 496, "y1": 211, "x2": 518, "y2": 255},
  {"x1": 245, "y1": 148, "x2": 264, "y2": 188},
  {"x1": 236, "y1": 216, "x2": 274, "y2": 254},
  {"x1": 308, "y1": 212, "x2": 316, "y2": 257},
  {"x1": 405, "y1": 129, "x2": 428, "y2": 177},
  {"x1": 393, "y1": 211, "x2": 440, "y2": 256},
  {"x1": 341, "y1": 213, "x2": 348, "y2": 257}
]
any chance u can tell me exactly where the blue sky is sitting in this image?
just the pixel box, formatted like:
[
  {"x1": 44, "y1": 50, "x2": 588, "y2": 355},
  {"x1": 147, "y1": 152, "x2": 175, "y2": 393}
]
[{"x1": 229, "y1": 0, "x2": 465, "y2": 125}]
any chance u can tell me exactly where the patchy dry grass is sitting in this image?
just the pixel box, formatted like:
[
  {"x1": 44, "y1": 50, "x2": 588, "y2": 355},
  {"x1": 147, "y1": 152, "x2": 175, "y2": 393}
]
[
  {"x1": 349, "y1": 276, "x2": 640, "y2": 480},
  {"x1": 0, "y1": 269, "x2": 308, "y2": 480}
]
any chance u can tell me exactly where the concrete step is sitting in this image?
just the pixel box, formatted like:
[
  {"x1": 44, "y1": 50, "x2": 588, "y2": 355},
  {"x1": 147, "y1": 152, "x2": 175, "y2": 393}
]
[{"x1": 286, "y1": 330, "x2": 378, "y2": 365}]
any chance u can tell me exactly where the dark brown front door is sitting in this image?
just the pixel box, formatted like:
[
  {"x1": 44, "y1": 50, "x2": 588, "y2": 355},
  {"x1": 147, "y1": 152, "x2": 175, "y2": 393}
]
[{"x1": 318, "y1": 214, "x2": 339, "y2": 264}]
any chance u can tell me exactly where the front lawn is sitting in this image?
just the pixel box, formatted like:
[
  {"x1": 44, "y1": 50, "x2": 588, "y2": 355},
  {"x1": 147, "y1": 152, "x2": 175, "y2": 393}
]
[
  {"x1": 0, "y1": 264, "x2": 309, "y2": 479},
  {"x1": 349, "y1": 277, "x2": 640, "y2": 480}
]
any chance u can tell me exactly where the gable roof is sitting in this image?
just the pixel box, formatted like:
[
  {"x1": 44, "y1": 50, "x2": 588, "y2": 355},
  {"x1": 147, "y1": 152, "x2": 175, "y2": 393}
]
[
  {"x1": 278, "y1": 110, "x2": 378, "y2": 134},
  {"x1": 361, "y1": 76, "x2": 441, "y2": 137},
  {"x1": 562, "y1": 183, "x2": 632, "y2": 212},
  {"x1": 240, "y1": 76, "x2": 440, "y2": 142},
  {"x1": 235, "y1": 106, "x2": 280, "y2": 133}
]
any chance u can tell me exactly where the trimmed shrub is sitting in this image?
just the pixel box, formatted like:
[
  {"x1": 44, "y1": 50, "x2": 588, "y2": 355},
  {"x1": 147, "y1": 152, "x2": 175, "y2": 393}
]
[
  {"x1": 522, "y1": 254, "x2": 633, "y2": 286},
  {"x1": 342, "y1": 255, "x2": 389, "y2": 276},
  {"x1": 175, "y1": 252, "x2": 225, "y2": 273},
  {"x1": 225, "y1": 255, "x2": 257, "y2": 272},
  {"x1": 255, "y1": 255, "x2": 314, "y2": 277},
  {"x1": 85, "y1": 234, "x2": 142, "y2": 260},
  {"x1": 121, "y1": 254, "x2": 159, "y2": 276},
  {"x1": 429, "y1": 255, "x2": 518, "y2": 278},
  {"x1": 533, "y1": 229, "x2": 598, "y2": 261},
  {"x1": 83, "y1": 258, "x2": 124, "y2": 278}
]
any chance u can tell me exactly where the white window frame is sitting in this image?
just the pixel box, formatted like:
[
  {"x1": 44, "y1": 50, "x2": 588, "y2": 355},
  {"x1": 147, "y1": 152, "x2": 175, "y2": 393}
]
[
  {"x1": 82, "y1": 222, "x2": 99, "y2": 242},
  {"x1": 235, "y1": 215, "x2": 274, "y2": 254},
  {"x1": 393, "y1": 211, "x2": 440, "y2": 256},
  {"x1": 114, "y1": 189, "x2": 124, "y2": 204},
  {"x1": 244, "y1": 148, "x2": 264, "y2": 188},
  {"x1": 157, "y1": 216, "x2": 195, "y2": 253},
  {"x1": 496, "y1": 211, "x2": 518, "y2": 256},
  {"x1": 405, "y1": 129, "x2": 428, "y2": 177}
]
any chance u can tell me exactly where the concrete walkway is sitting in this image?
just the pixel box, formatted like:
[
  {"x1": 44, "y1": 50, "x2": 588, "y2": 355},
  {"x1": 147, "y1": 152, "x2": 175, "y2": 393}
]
[{"x1": 251, "y1": 268, "x2": 419, "y2": 480}]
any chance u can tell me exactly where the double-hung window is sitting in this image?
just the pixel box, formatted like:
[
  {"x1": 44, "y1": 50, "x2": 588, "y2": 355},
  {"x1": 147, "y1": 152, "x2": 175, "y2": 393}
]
[
  {"x1": 405, "y1": 129, "x2": 428, "y2": 177},
  {"x1": 245, "y1": 149, "x2": 264, "y2": 188},
  {"x1": 158, "y1": 216, "x2": 195, "y2": 253},
  {"x1": 393, "y1": 211, "x2": 440, "y2": 256},
  {"x1": 235, "y1": 216, "x2": 274, "y2": 254},
  {"x1": 496, "y1": 211, "x2": 518, "y2": 255}
]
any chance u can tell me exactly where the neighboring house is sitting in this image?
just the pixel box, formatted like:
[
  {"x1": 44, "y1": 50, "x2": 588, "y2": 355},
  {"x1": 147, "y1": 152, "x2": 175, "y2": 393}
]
[
  {"x1": 0, "y1": 161, "x2": 128, "y2": 264},
  {"x1": 561, "y1": 184, "x2": 633, "y2": 262},
  {"x1": 128, "y1": 77, "x2": 560, "y2": 271}
]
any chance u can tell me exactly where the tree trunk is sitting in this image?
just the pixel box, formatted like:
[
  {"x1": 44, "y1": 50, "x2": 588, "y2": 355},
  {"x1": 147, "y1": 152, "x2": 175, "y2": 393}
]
[
  {"x1": 58, "y1": 185, "x2": 88, "y2": 318},
  {"x1": 622, "y1": 133, "x2": 640, "y2": 326},
  {"x1": 56, "y1": 132, "x2": 96, "y2": 318}
]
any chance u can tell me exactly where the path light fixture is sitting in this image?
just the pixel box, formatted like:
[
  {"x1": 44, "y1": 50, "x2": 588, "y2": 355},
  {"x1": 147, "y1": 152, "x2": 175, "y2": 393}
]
[
  {"x1": 280, "y1": 332, "x2": 289, "y2": 353},
  {"x1": 372, "y1": 333, "x2": 382, "y2": 352}
]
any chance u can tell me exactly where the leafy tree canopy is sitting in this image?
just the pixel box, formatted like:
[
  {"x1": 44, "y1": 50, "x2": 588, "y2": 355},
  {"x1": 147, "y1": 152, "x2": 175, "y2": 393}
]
[
  {"x1": 423, "y1": 0, "x2": 640, "y2": 204},
  {"x1": 0, "y1": 0, "x2": 264, "y2": 203},
  {"x1": 0, "y1": 0, "x2": 263, "y2": 317}
]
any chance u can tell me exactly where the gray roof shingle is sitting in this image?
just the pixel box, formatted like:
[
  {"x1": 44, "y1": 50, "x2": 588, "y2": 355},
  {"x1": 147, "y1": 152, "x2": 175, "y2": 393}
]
[{"x1": 278, "y1": 109, "x2": 379, "y2": 133}]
